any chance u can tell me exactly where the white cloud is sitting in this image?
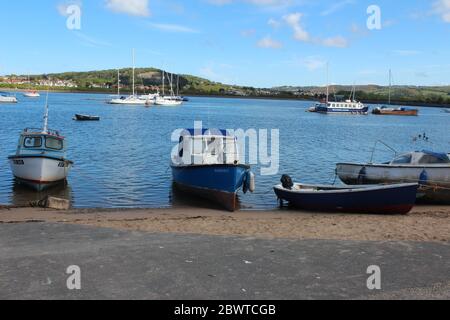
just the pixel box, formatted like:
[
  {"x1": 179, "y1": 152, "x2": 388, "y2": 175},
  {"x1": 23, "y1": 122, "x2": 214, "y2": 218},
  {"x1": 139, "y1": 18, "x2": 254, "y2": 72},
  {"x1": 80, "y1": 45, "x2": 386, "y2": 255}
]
[
  {"x1": 283, "y1": 12, "x2": 309, "y2": 42},
  {"x1": 321, "y1": 36, "x2": 348, "y2": 48},
  {"x1": 105, "y1": 0, "x2": 150, "y2": 17},
  {"x1": 148, "y1": 23, "x2": 199, "y2": 33},
  {"x1": 257, "y1": 36, "x2": 283, "y2": 48},
  {"x1": 207, "y1": 0, "x2": 292, "y2": 8},
  {"x1": 57, "y1": 0, "x2": 82, "y2": 17},
  {"x1": 268, "y1": 18, "x2": 281, "y2": 28},
  {"x1": 302, "y1": 56, "x2": 326, "y2": 70},
  {"x1": 241, "y1": 29, "x2": 256, "y2": 37},
  {"x1": 321, "y1": 0, "x2": 354, "y2": 16},
  {"x1": 392, "y1": 50, "x2": 422, "y2": 56},
  {"x1": 432, "y1": 0, "x2": 450, "y2": 22}
]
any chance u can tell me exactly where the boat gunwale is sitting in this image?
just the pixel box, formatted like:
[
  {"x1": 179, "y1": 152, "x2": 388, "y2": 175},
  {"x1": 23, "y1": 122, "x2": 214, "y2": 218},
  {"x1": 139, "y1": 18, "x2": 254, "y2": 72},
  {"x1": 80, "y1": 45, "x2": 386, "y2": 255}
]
[{"x1": 336, "y1": 162, "x2": 450, "y2": 169}]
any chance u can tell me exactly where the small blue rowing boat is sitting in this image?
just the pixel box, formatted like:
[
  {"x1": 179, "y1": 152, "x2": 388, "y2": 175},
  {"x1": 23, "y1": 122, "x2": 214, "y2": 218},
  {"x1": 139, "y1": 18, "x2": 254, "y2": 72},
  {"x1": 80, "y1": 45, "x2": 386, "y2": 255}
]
[
  {"x1": 274, "y1": 175, "x2": 418, "y2": 214},
  {"x1": 171, "y1": 129, "x2": 255, "y2": 211}
]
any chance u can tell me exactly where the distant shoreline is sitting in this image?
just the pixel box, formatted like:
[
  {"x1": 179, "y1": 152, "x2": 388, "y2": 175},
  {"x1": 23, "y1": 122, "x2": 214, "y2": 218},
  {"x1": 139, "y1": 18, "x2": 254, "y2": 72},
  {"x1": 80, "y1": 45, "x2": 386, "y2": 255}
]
[{"x1": 2, "y1": 87, "x2": 450, "y2": 108}]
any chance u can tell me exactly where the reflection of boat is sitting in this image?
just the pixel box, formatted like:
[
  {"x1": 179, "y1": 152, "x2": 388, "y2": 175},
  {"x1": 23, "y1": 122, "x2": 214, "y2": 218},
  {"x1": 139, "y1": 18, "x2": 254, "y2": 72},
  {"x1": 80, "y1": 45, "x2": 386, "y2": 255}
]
[
  {"x1": 171, "y1": 129, "x2": 255, "y2": 211},
  {"x1": 274, "y1": 179, "x2": 418, "y2": 215},
  {"x1": 0, "y1": 92, "x2": 18, "y2": 103},
  {"x1": 10, "y1": 180, "x2": 73, "y2": 207},
  {"x1": 336, "y1": 150, "x2": 450, "y2": 203},
  {"x1": 74, "y1": 114, "x2": 100, "y2": 121},
  {"x1": 108, "y1": 50, "x2": 148, "y2": 105},
  {"x1": 372, "y1": 106, "x2": 418, "y2": 116},
  {"x1": 8, "y1": 96, "x2": 73, "y2": 191}
]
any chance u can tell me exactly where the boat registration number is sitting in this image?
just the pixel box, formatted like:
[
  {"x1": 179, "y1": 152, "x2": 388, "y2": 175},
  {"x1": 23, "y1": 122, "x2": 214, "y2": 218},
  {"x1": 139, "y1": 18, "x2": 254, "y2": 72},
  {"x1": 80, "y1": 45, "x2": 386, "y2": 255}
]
[
  {"x1": 58, "y1": 162, "x2": 69, "y2": 168},
  {"x1": 13, "y1": 160, "x2": 24, "y2": 165}
]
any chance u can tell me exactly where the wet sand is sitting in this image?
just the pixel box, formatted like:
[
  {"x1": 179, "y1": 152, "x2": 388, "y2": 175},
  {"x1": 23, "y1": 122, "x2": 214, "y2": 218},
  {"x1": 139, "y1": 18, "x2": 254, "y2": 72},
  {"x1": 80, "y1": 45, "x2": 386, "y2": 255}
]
[{"x1": 1, "y1": 205, "x2": 449, "y2": 243}]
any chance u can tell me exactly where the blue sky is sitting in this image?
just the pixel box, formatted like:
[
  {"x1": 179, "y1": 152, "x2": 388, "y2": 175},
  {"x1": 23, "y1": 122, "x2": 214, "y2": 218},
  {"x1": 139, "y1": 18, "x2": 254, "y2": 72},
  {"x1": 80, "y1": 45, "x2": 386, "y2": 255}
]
[{"x1": 0, "y1": 0, "x2": 449, "y2": 87}]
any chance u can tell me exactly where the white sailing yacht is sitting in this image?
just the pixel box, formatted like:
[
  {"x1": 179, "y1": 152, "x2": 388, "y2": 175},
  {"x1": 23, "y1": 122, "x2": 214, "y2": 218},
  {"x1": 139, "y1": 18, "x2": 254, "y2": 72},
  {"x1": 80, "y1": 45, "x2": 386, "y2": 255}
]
[
  {"x1": 154, "y1": 71, "x2": 183, "y2": 106},
  {"x1": 109, "y1": 50, "x2": 148, "y2": 105}
]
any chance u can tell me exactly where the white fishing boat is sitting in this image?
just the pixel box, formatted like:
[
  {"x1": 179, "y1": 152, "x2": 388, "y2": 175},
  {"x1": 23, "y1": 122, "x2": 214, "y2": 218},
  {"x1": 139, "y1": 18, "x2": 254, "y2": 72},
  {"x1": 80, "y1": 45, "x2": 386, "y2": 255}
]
[
  {"x1": 108, "y1": 50, "x2": 147, "y2": 105},
  {"x1": 8, "y1": 94, "x2": 73, "y2": 191},
  {"x1": 336, "y1": 150, "x2": 450, "y2": 203},
  {"x1": 0, "y1": 92, "x2": 18, "y2": 103}
]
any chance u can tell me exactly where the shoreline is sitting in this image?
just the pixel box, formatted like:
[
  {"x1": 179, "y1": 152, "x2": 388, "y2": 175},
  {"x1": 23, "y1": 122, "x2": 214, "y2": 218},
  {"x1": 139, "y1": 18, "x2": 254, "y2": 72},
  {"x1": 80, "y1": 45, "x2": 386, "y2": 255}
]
[
  {"x1": 2, "y1": 88, "x2": 450, "y2": 108},
  {"x1": 1, "y1": 205, "x2": 449, "y2": 243}
]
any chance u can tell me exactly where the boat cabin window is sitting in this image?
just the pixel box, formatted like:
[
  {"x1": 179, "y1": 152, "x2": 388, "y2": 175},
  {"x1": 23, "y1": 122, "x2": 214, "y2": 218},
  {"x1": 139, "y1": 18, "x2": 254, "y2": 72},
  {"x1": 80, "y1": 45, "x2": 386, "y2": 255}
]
[
  {"x1": 23, "y1": 137, "x2": 42, "y2": 148},
  {"x1": 392, "y1": 154, "x2": 412, "y2": 164},
  {"x1": 418, "y1": 154, "x2": 450, "y2": 164},
  {"x1": 179, "y1": 136, "x2": 184, "y2": 158},
  {"x1": 45, "y1": 137, "x2": 63, "y2": 150}
]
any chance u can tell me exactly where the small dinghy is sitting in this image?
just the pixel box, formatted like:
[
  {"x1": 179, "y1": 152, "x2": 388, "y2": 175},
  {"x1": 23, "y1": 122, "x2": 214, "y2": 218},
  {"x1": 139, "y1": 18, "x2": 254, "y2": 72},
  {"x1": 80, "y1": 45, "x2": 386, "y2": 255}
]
[
  {"x1": 74, "y1": 114, "x2": 100, "y2": 121},
  {"x1": 274, "y1": 175, "x2": 418, "y2": 214}
]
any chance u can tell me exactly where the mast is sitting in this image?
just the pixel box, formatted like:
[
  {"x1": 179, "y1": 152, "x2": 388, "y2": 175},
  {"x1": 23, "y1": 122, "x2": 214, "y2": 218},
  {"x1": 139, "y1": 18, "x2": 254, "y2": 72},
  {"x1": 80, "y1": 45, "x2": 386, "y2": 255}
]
[
  {"x1": 388, "y1": 69, "x2": 392, "y2": 105},
  {"x1": 132, "y1": 49, "x2": 135, "y2": 97},
  {"x1": 162, "y1": 70, "x2": 165, "y2": 96},
  {"x1": 176, "y1": 75, "x2": 179, "y2": 96},
  {"x1": 117, "y1": 69, "x2": 120, "y2": 96},
  {"x1": 170, "y1": 73, "x2": 174, "y2": 97},
  {"x1": 43, "y1": 91, "x2": 49, "y2": 133},
  {"x1": 326, "y1": 62, "x2": 329, "y2": 103}
]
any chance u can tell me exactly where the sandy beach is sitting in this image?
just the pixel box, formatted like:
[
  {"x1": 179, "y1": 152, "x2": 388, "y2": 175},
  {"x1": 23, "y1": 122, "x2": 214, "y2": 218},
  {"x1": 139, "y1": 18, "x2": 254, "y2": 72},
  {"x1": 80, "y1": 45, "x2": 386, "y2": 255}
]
[{"x1": 1, "y1": 205, "x2": 449, "y2": 243}]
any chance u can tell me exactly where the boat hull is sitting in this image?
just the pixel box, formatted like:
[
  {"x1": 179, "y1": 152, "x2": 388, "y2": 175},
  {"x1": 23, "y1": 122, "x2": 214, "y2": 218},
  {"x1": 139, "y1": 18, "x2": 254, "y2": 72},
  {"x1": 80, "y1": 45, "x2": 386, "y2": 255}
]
[
  {"x1": 74, "y1": 114, "x2": 100, "y2": 121},
  {"x1": 171, "y1": 164, "x2": 250, "y2": 211},
  {"x1": 108, "y1": 98, "x2": 147, "y2": 105},
  {"x1": 274, "y1": 183, "x2": 419, "y2": 214},
  {"x1": 8, "y1": 155, "x2": 72, "y2": 191},
  {"x1": 372, "y1": 109, "x2": 418, "y2": 116},
  {"x1": 316, "y1": 106, "x2": 369, "y2": 114},
  {"x1": 336, "y1": 163, "x2": 450, "y2": 203},
  {"x1": 0, "y1": 97, "x2": 18, "y2": 103}
]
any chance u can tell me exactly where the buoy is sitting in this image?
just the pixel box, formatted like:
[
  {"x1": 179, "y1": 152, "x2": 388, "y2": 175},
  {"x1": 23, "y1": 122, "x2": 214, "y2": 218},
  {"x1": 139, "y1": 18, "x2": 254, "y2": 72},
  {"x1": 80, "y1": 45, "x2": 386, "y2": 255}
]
[
  {"x1": 419, "y1": 169, "x2": 428, "y2": 185},
  {"x1": 248, "y1": 171, "x2": 256, "y2": 193}
]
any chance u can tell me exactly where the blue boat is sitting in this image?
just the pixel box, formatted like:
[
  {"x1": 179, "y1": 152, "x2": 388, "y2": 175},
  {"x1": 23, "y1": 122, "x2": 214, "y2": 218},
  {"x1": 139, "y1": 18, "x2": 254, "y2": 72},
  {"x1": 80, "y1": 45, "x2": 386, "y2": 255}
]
[
  {"x1": 315, "y1": 100, "x2": 369, "y2": 114},
  {"x1": 274, "y1": 176, "x2": 418, "y2": 214},
  {"x1": 171, "y1": 129, "x2": 255, "y2": 211}
]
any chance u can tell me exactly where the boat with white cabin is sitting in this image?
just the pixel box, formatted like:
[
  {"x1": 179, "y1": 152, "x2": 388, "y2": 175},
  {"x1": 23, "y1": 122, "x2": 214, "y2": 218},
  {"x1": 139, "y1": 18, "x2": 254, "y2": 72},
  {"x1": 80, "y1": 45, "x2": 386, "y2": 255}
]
[
  {"x1": 0, "y1": 92, "x2": 18, "y2": 103},
  {"x1": 336, "y1": 150, "x2": 450, "y2": 203},
  {"x1": 8, "y1": 95, "x2": 73, "y2": 191}
]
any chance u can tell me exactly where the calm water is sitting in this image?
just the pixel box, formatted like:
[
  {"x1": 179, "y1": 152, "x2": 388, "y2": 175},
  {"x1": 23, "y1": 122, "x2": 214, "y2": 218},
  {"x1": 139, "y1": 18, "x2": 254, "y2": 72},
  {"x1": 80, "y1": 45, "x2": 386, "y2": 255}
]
[{"x1": 0, "y1": 93, "x2": 449, "y2": 209}]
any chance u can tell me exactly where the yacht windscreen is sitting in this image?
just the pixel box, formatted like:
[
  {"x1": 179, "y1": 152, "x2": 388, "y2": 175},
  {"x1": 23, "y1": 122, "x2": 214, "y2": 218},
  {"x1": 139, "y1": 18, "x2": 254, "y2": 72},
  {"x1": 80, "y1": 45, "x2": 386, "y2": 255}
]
[{"x1": 23, "y1": 137, "x2": 42, "y2": 148}]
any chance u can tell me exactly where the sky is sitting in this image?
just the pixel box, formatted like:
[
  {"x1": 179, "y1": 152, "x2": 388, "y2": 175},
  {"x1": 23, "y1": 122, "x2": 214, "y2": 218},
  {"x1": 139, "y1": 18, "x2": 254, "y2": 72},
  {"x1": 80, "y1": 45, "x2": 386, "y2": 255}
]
[{"x1": 0, "y1": 0, "x2": 449, "y2": 88}]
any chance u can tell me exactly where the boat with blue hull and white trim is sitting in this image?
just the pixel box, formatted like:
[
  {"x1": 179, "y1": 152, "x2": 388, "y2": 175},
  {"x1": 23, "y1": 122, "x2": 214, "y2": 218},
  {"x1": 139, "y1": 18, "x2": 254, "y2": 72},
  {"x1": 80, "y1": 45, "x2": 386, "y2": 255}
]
[
  {"x1": 315, "y1": 100, "x2": 368, "y2": 115},
  {"x1": 8, "y1": 96, "x2": 73, "y2": 191},
  {"x1": 171, "y1": 129, "x2": 255, "y2": 211},
  {"x1": 274, "y1": 176, "x2": 418, "y2": 215}
]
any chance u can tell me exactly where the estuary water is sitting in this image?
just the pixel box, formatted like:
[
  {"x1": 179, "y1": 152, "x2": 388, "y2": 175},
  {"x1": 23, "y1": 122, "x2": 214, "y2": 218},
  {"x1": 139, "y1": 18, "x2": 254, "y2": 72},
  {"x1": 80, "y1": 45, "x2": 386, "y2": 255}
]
[{"x1": 0, "y1": 93, "x2": 449, "y2": 209}]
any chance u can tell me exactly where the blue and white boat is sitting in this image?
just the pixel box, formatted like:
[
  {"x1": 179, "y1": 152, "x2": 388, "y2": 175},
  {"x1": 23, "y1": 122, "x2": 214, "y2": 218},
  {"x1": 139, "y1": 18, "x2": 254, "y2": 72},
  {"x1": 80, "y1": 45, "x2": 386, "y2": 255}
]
[
  {"x1": 315, "y1": 100, "x2": 369, "y2": 115},
  {"x1": 8, "y1": 96, "x2": 73, "y2": 191},
  {"x1": 171, "y1": 129, "x2": 255, "y2": 211}
]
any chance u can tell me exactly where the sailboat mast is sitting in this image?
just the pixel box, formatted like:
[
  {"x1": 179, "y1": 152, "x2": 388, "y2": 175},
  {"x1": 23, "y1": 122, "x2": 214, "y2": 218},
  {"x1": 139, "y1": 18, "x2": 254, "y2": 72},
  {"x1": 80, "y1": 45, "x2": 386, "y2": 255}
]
[
  {"x1": 326, "y1": 62, "x2": 329, "y2": 103},
  {"x1": 43, "y1": 91, "x2": 49, "y2": 133},
  {"x1": 162, "y1": 70, "x2": 165, "y2": 96},
  {"x1": 388, "y1": 69, "x2": 392, "y2": 105},
  {"x1": 117, "y1": 69, "x2": 120, "y2": 96},
  {"x1": 170, "y1": 73, "x2": 174, "y2": 96},
  {"x1": 132, "y1": 49, "x2": 135, "y2": 97}
]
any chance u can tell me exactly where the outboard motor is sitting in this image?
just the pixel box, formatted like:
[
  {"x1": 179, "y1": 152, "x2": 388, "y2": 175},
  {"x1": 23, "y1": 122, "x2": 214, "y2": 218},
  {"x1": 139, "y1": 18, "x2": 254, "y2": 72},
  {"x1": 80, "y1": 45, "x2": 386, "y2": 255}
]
[{"x1": 281, "y1": 174, "x2": 294, "y2": 190}]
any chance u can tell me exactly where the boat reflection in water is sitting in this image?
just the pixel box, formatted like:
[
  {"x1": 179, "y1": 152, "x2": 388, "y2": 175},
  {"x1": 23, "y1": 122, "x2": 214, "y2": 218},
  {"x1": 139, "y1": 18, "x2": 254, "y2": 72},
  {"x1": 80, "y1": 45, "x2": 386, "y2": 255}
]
[
  {"x1": 10, "y1": 180, "x2": 73, "y2": 207},
  {"x1": 170, "y1": 182, "x2": 244, "y2": 210}
]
